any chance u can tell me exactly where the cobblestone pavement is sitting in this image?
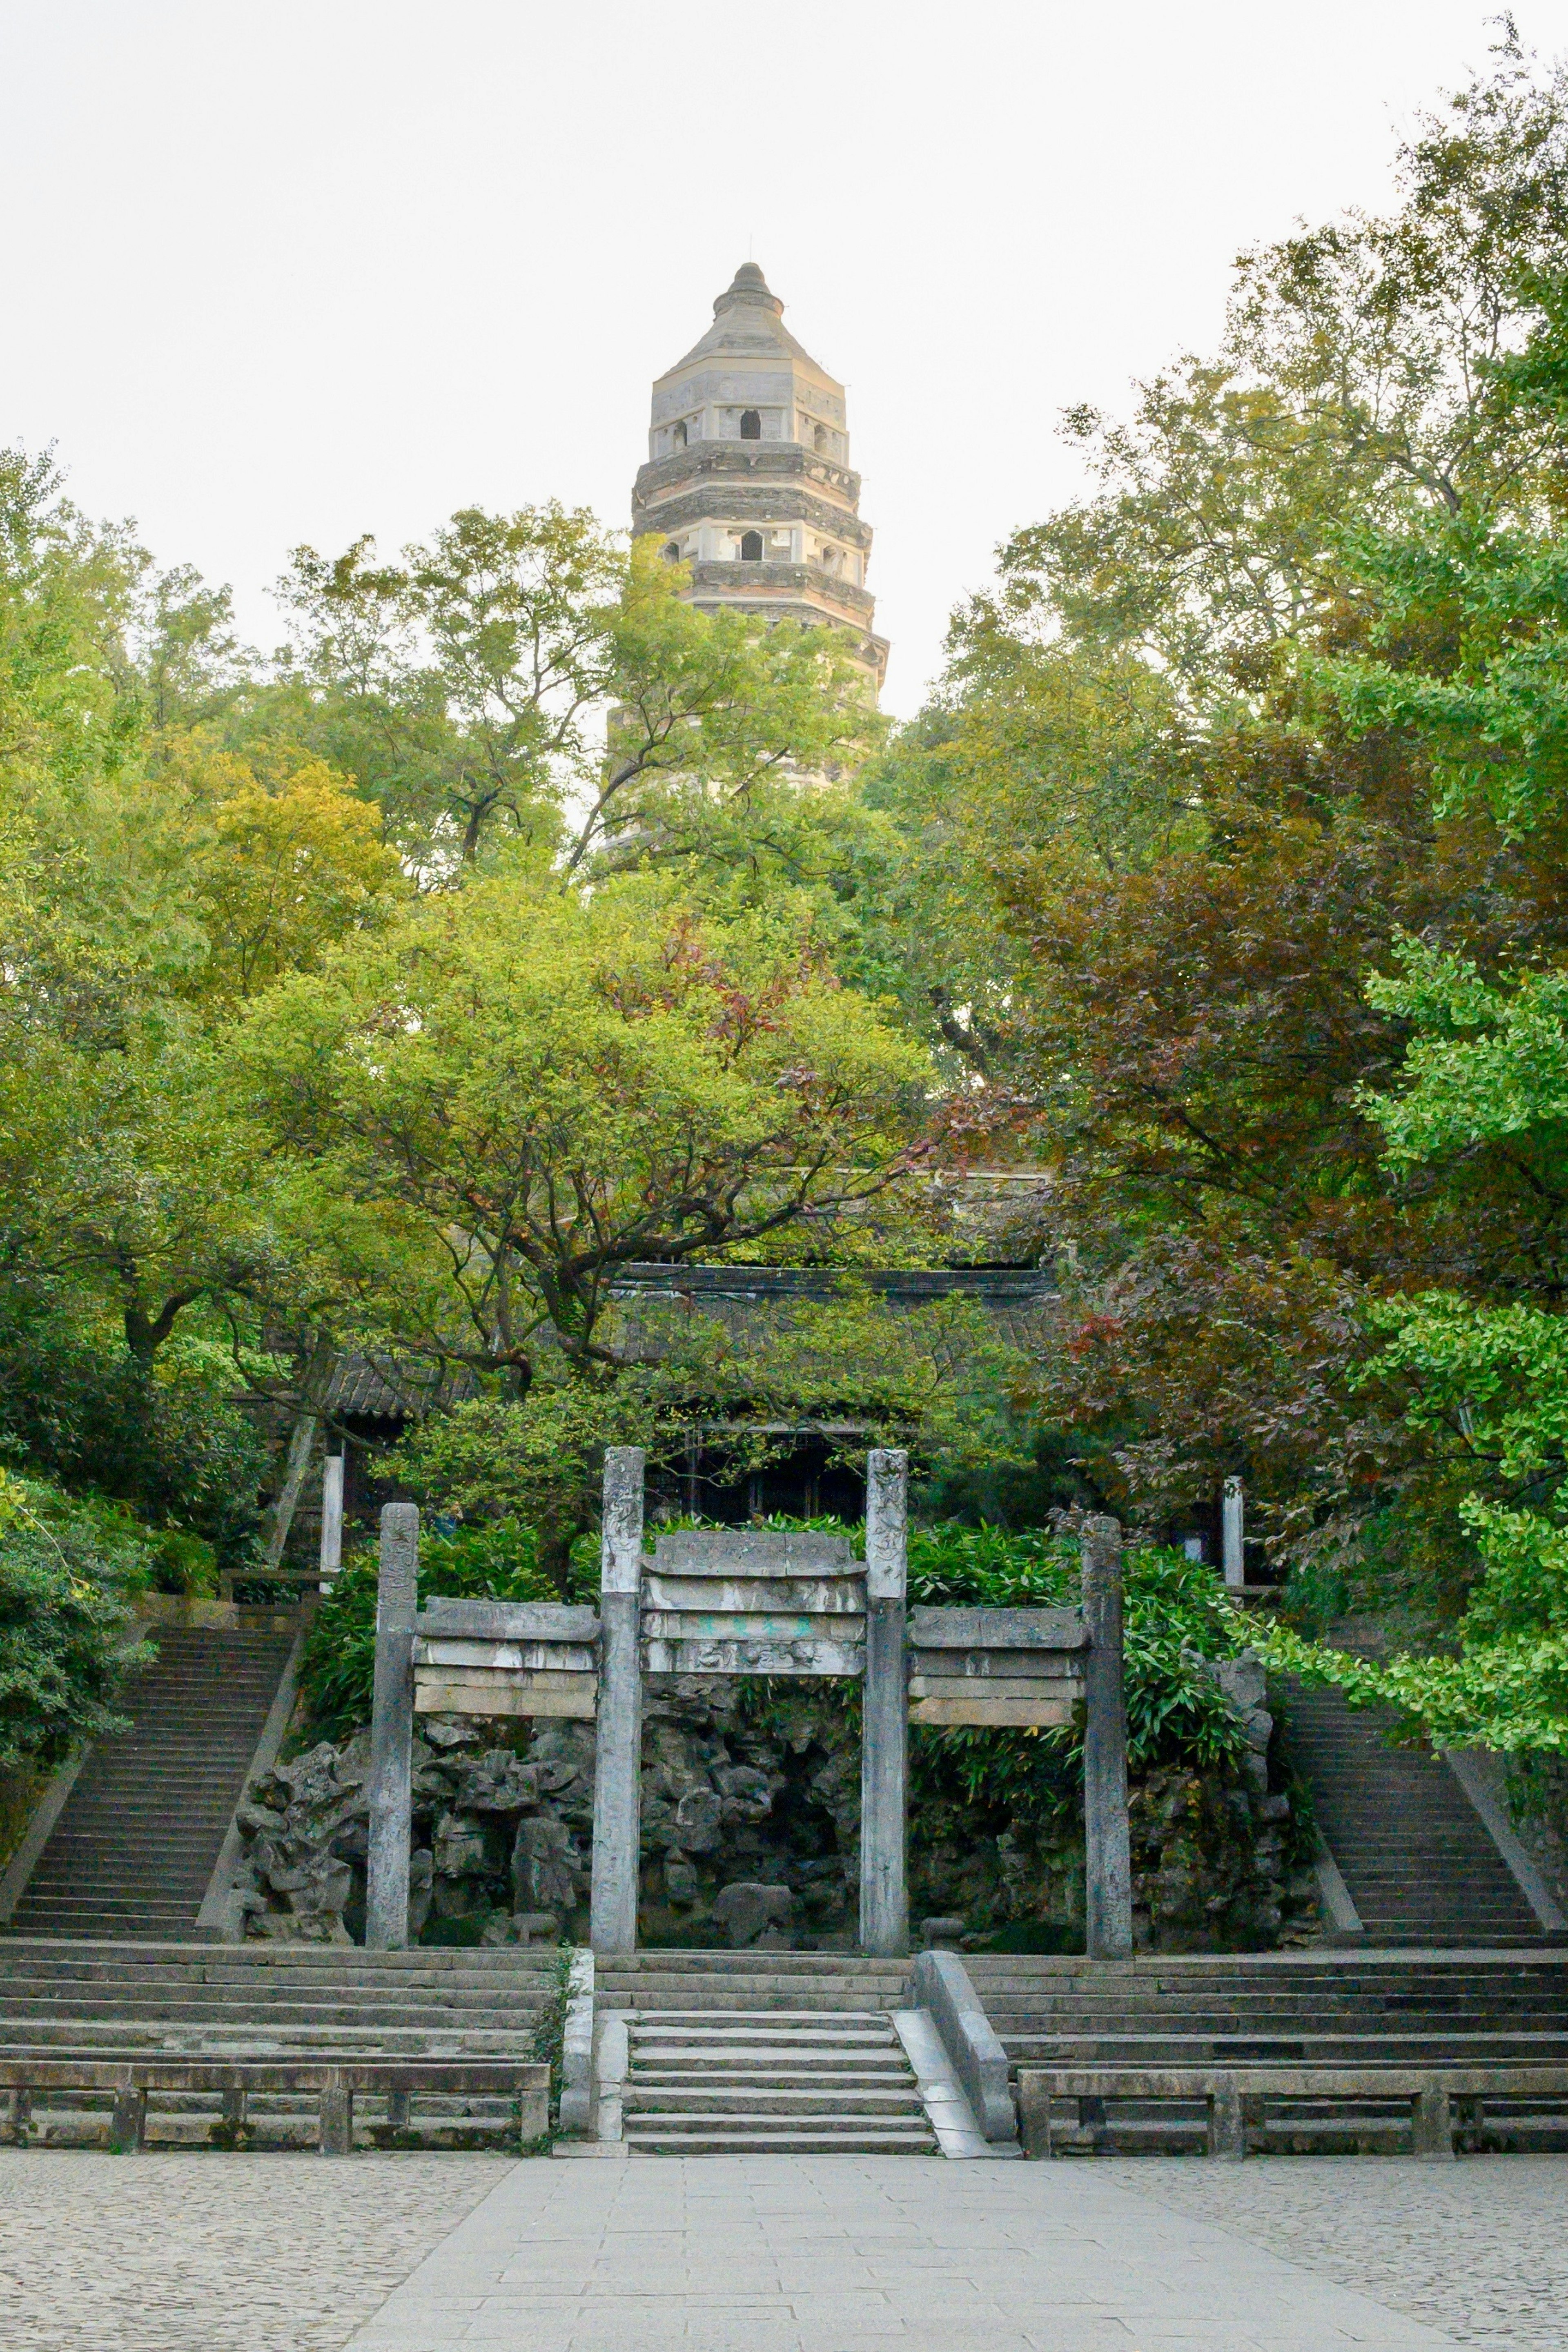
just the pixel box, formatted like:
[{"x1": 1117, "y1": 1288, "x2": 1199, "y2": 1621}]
[
  {"x1": 0, "y1": 2151, "x2": 510, "y2": 2352},
  {"x1": 1109, "y1": 2156, "x2": 1568, "y2": 2351}
]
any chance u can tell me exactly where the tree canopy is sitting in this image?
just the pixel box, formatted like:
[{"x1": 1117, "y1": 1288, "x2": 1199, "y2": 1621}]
[{"x1": 9, "y1": 26, "x2": 1568, "y2": 1782}]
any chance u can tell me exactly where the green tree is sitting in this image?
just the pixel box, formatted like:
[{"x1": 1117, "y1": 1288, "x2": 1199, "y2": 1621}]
[
  {"x1": 0, "y1": 1471, "x2": 151, "y2": 1771},
  {"x1": 837, "y1": 35, "x2": 1568, "y2": 1606},
  {"x1": 272, "y1": 517, "x2": 875, "y2": 877},
  {"x1": 235, "y1": 869, "x2": 931, "y2": 1385},
  {"x1": 1252, "y1": 943, "x2": 1568, "y2": 1752}
]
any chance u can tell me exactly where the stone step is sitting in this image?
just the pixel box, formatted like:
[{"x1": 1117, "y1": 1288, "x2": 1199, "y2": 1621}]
[
  {"x1": 1283, "y1": 1680, "x2": 1544, "y2": 1944},
  {"x1": 632, "y1": 2066, "x2": 915, "y2": 2086},
  {"x1": 0, "y1": 2027, "x2": 544, "y2": 2058},
  {"x1": 627, "y1": 2047, "x2": 904, "y2": 2071},
  {"x1": 0, "y1": 1983, "x2": 559, "y2": 2010},
  {"x1": 600, "y1": 1981, "x2": 912, "y2": 2011},
  {"x1": 601, "y1": 1951, "x2": 905, "y2": 1973},
  {"x1": 628, "y1": 2013, "x2": 898, "y2": 2035},
  {"x1": 613, "y1": 1987, "x2": 938, "y2": 2156},
  {"x1": 625, "y1": 2123, "x2": 936, "y2": 2154},
  {"x1": 0, "y1": 2000, "x2": 552, "y2": 2031},
  {"x1": 601, "y1": 1976, "x2": 921, "y2": 1994},
  {"x1": 1003, "y1": 2034, "x2": 1568, "y2": 2065},
  {"x1": 627, "y1": 2085, "x2": 926, "y2": 2114},
  {"x1": 983, "y1": 2013, "x2": 1568, "y2": 2036},
  {"x1": 0, "y1": 1941, "x2": 563, "y2": 1973}
]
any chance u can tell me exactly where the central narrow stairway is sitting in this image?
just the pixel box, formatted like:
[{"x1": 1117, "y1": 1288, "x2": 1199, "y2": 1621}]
[
  {"x1": 599, "y1": 1952, "x2": 936, "y2": 2154},
  {"x1": 5, "y1": 1625, "x2": 295, "y2": 1942},
  {"x1": 622, "y1": 2009, "x2": 935, "y2": 2154},
  {"x1": 1282, "y1": 1682, "x2": 1544, "y2": 1944}
]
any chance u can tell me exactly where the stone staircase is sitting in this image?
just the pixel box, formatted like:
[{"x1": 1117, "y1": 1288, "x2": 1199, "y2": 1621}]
[
  {"x1": 0, "y1": 1939, "x2": 564, "y2": 2147},
  {"x1": 1283, "y1": 1682, "x2": 1544, "y2": 1944},
  {"x1": 598, "y1": 1951, "x2": 936, "y2": 2154},
  {"x1": 967, "y1": 1949, "x2": 1568, "y2": 2152},
  {"x1": 0, "y1": 1938, "x2": 564, "y2": 2055},
  {"x1": 621, "y1": 2009, "x2": 935, "y2": 2154},
  {"x1": 5, "y1": 1626, "x2": 296, "y2": 1942}
]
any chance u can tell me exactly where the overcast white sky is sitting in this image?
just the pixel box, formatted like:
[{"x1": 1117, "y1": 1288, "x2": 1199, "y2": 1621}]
[{"x1": 4, "y1": 2, "x2": 1565, "y2": 713}]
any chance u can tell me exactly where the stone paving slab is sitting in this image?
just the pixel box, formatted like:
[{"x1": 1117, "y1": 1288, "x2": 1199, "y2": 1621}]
[{"x1": 339, "y1": 2156, "x2": 1464, "y2": 2350}]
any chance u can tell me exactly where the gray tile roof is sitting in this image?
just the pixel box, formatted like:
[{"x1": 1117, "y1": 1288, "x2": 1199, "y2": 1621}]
[{"x1": 325, "y1": 1265, "x2": 1057, "y2": 1424}]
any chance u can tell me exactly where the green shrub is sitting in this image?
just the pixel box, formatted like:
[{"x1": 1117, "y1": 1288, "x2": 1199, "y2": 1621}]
[
  {"x1": 906, "y1": 1522, "x2": 1251, "y2": 1779},
  {"x1": 0, "y1": 1473, "x2": 151, "y2": 1770}
]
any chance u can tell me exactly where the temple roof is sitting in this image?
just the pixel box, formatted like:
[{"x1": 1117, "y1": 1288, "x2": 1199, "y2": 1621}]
[{"x1": 660, "y1": 263, "x2": 826, "y2": 379}]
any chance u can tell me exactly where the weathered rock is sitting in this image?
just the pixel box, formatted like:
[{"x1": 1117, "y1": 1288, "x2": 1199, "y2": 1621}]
[
  {"x1": 422, "y1": 1719, "x2": 479, "y2": 1748},
  {"x1": 452, "y1": 1750, "x2": 540, "y2": 1813},
  {"x1": 710, "y1": 1880, "x2": 795, "y2": 1948},
  {"x1": 506, "y1": 1909, "x2": 563, "y2": 1944},
  {"x1": 512, "y1": 1814, "x2": 578, "y2": 1914},
  {"x1": 664, "y1": 1851, "x2": 701, "y2": 1907},
  {"x1": 267, "y1": 1742, "x2": 343, "y2": 1813},
  {"x1": 715, "y1": 1763, "x2": 775, "y2": 1820},
  {"x1": 672, "y1": 1787, "x2": 723, "y2": 1854},
  {"x1": 432, "y1": 1811, "x2": 490, "y2": 1879},
  {"x1": 432, "y1": 1876, "x2": 490, "y2": 1920},
  {"x1": 408, "y1": 1848, "x2": 434, "y2": 1939},
  {"x1": 234, "y1": 1644, "x2": 1307, "y2": 1953}
]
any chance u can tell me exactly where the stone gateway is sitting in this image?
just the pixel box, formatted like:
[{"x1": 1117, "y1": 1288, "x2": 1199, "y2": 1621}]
[{"x1": 362, "y1": 1466, "x2": 1132, "y2": 1961}]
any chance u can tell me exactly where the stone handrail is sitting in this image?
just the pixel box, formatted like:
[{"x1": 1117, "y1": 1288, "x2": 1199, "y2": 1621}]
[
  {"x1": 913, "y1": 1947, "x2": 1017, "y2": 2143},
  {"x1": 1016, "y1": 2062, "x2": 1568, "y2": 2162},
  {"x1": 0, "y1": 2056, "x2": 549, "y2": 2154}
]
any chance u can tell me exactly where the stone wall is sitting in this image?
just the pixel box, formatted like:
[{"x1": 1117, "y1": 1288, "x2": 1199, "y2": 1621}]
[{"x1": 0, "y1": 1764, "x2": 47, "y2": 1882}]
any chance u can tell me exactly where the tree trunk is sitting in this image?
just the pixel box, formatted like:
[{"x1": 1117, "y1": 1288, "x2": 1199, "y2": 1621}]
[
  {"x1": 263, "y1": 1409, "x2": 318, "y2": 1572},
  {"x1": 262, "y1": 1339, "x2": 337, "y2": 1572}
]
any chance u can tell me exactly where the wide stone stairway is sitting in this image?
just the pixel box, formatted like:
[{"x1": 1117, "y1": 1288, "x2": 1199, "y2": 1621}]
[
  {"x1": 598, "y1": 1951, "x2": 936, "y2": 2154},
  {"x1": 1283, "y1": 1682, "x2": 1544, "y2": 1944},
  {"x1": 0, "y1": 1940, "x2": 562, "y2": 2146},
  {"x1": 968, "y1": 1947, "x2": 1568, "y2": 2152},
  {"x1": 0, "y1": 1939, "x2": 562, "y2": 2057},
  {"x1": 5, "y1": 1625, "x2": 295, "y2": 1942}
]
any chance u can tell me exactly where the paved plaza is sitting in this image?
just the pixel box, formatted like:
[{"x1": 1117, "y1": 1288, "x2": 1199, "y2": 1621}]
[{"x1": 0, "y1": 2150, "x2": 1564, "y2": 2350}]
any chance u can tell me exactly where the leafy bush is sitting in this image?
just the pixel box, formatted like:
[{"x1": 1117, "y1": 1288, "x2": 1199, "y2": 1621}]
[
  {"x1": 0, "y1": 1472, "x2": 151, "y2": 1770},
  {"x1": 296, "y1": 1519, "x2": 557, "y2": 1742}
]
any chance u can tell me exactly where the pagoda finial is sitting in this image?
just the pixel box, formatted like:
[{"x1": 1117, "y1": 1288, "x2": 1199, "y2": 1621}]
[{"x1": 715, "y1": 261, "x2": 782, "y2": 317}]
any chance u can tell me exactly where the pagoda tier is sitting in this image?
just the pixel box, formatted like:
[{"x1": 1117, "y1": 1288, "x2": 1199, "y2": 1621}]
[{"x1": 632, "y1": 263, "x2": 887, "y2": 695}]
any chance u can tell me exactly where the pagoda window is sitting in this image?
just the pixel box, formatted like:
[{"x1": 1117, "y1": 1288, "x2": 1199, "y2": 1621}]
[
  {"x1": 662, "y1": 541, "x2": 681, "y2": 563},
  {"x1": 739, "y1": 531, "x2": 764, "y2": 561},
  {"x1": 739, "y1": 410, "x2": 762, "y2": 439},
  {"x1": 673, "y1": 420, "x2": 688, "y2": 448},
  {"x1": 813, "y1": 423, "x2": 829, "y2": 454}
]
